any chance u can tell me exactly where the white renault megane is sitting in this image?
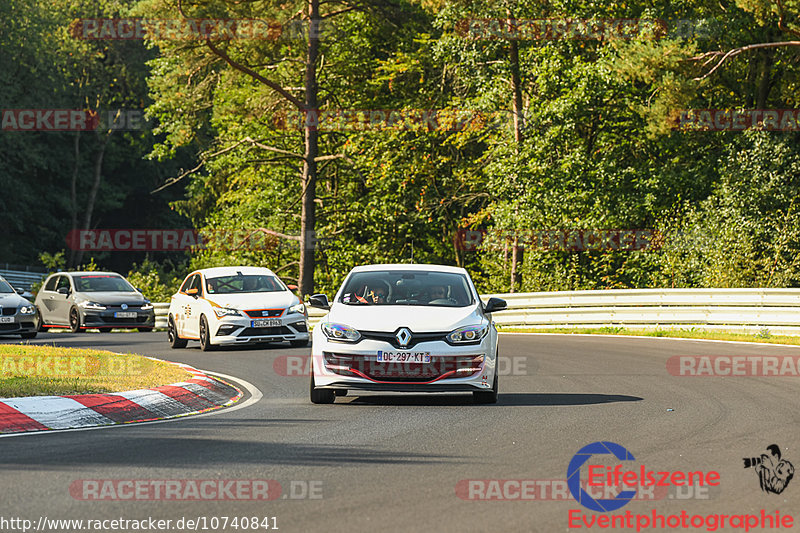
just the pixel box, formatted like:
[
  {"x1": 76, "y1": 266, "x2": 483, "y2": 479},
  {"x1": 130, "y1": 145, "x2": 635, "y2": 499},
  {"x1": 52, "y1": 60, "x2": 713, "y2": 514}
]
[
  {"x1": 168, "y1": 266, "x2": 309, "y2": 350},
  {"x1": 308, "y1": 264, "x2": 506, "y2": 404}
]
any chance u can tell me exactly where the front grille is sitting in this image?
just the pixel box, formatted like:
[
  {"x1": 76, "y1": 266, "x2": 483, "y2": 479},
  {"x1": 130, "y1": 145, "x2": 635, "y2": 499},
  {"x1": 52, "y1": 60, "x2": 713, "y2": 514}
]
[
  {"x1": 323, "y1": 353, "x2": 483, "y2": 382},
  {"x1": 359, "y1": 330, "x2": 448, "y2": 349},
  {"x1": 101, "y1": 316, "x2": 149, "y2": 323},
  {"x1": 239, "y1": 326, "x2": 292, "y2": 337},
  {"x1": 106, "y1": 304, "x2": 142, "y2": 310},
  {"x1": 1, "y1": 308, "x2": 16, "y2": 316},
  {"x1": 244, "y1": 309, "x2": 285, "y2": 318}
]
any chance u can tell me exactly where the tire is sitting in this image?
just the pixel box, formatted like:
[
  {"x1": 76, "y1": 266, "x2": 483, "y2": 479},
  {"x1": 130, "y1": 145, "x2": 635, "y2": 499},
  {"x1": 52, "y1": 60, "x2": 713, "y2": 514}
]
[
  {"x1": 199, "y1": 315, "x2": 214, "y2": 351},
  {"x1": 69, "y1": 308, "x2": 83, "y2": 333},
  {"x1": 473, "y1": 372, "x2": 498, "y2": 404},
  {"x1": 168, "y1": 316, "x2": 188, "y2": 349},
  {"x1": 98, "y1": 327, "x2": 113, "y2": 333},
  {"x1": 35, "y1": 308, "x2": 45, "y2": 332},
  {"x1": 20, "y1": 331, "x2": 37, "y2": 339},
  {"x1": 310, "y1": 361, "x2": 335, "y2": 404},
  {"x1": 290, "y1": 338, "x2": 309, "y2": 348},
  {"x1": 137, "y1": 327, "x2": 154, "y2": 332}
]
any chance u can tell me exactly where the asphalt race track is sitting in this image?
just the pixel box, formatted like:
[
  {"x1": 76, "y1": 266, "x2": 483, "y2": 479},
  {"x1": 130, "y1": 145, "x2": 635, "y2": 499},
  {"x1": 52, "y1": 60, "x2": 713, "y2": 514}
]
[{"x1": 1, "y1": 332, "x2": 799, "y2": 532}]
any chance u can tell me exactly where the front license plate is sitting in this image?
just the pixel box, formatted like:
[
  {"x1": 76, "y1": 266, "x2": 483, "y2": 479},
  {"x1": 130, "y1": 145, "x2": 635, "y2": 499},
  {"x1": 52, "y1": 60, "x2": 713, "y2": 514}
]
[
  {"x1": 377, "y1": 351, "x2": 431, "y2": 363},
  {"x1": 252, "y1": 319, "x2": 281, "y2": 327},
  {"x1": 0, "y1": 316, "x2": 13, "y2": 324},
  {"x1": 114, "y1": 312, "x2": 137, "y2": 318}
]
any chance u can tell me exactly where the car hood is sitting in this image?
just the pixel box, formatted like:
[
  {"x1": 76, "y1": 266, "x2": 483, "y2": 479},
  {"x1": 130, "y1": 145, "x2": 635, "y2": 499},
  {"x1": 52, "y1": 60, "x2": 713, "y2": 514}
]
[
  {"x1": 204, "y1": 291, "x2": 299, "y2": 310},
  {"x1": 0, "y1": 292, "x2": 30, "y2": 308},
  {"x1": 75, "y1": 292, "x2": 146, "y2": 305},
  {"x1": 326, "y1": 303, "x2": 483, "y2": 332}
]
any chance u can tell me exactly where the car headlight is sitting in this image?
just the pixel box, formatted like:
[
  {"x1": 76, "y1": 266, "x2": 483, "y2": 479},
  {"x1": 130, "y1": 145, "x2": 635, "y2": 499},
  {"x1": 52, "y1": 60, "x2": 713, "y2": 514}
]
[
  {"x1": 141, "y1": 302, "x2": 154, "y2": 310},
  {"x1": 446, "y1": 324, "x2": 488, "y2": 344},
  {"x1": 288, "y1": 302, "x2": 306, "y2": 315},
  {"x1": 78, "y1": 301, "x2": 107, "y2": 310},
  {"x1": 320, "y1": 322, "x2": 361, "y2": 342},
  {"x1": 213, "y1": 307, "x2": 242, "y2": 318},
  {"x1": 19, "y1": 305, "x2": 35, "y2": 315}
]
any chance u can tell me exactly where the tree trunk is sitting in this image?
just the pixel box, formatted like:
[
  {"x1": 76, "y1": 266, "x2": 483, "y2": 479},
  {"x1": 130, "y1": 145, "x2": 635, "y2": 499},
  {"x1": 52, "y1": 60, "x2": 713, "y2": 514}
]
[
  {"x1": 74, "y1": 133, "x2": 109, "y2": 267},
  {"x1": 508, "y1": 10, "x2": 524, "y2": 293},
  {"x1": 299, "y1": 0, "x2": 320, "y2": 297},
  {"x1": 68, "y1": 132, "x2": 81, "y2": 268}
]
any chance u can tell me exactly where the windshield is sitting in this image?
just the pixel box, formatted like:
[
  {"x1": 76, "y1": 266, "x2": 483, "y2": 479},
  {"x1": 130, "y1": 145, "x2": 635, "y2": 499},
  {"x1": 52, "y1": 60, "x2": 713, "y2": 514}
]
[
  {"x1": 0, "y1": 278, "x2": 14, "y2": 293},
  {"x1": 206, "y1": 274, "x2": 285, "y2": 294},
  {"x1": 339, "y1": 271, "x2": 474, "y2": 307},
  {"x1": 73, "y1": 274, "x2": 136, "y2": 292}
]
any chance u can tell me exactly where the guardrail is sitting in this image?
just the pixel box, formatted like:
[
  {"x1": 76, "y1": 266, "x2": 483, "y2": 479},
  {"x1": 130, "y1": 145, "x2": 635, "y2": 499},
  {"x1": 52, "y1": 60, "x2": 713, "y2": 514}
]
[
  {"x1": 154, "y1": 288, "x2": 800, "y2": 334},
  {"x1": 0, "y1": 268, "x2": 47, "y2": 292}
]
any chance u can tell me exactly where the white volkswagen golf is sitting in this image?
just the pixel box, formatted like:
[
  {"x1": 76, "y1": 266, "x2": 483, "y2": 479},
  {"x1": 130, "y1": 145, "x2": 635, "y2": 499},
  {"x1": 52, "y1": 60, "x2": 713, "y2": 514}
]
[
  {"x1": 168, "y1": 266, "x2": 309, "y2": 350},
  {"x1": 308, "y1": 264, "x2": 506, "y2": 404}
]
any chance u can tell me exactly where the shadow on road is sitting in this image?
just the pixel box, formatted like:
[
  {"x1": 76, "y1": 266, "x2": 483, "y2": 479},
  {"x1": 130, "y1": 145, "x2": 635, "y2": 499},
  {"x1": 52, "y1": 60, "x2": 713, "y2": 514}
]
[{"x1": 346, "y1": 392, "x2": 642, "y2": 407}]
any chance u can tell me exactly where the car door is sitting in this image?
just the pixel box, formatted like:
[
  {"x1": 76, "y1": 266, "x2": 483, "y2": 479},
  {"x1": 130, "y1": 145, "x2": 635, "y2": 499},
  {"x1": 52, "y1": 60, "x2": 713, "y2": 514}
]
[
  {"x1": 37, "y1": 275, "x2": 60, "y2": 323},
  {"x1": 50, "y1": 275, "x2": 74, "y2": 325},
  {"x1": 178, "y1": 274, "x2": 203, "y2": 338}
]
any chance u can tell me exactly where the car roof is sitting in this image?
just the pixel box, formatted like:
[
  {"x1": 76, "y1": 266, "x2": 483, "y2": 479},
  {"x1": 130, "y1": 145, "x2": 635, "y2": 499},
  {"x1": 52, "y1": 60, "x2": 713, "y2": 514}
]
[
  {"x1": 61, "y1": 271, "x2": 124, "y2": 277},
  {"x1": 195, "y1": 266, "x2": 278, "y2": 277},
  {"x1": 348, "y1": 263, "x2": 468, "y2": 275}
]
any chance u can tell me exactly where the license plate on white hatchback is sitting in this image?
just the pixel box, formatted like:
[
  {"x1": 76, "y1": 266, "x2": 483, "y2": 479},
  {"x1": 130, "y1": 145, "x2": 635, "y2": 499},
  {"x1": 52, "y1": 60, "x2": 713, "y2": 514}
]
[
  {"x1": 114, "y1": 312, "x2": 137, "y2": 318},
  {"x1": 252, "y1": 319, "x2": 281, "y2": 327},
  {"x1": 0, "y1": 316, "x2": 13, "y2": 324},
  {"x1": 377, "y1": 351, "x2": 431, "y2": 363}
]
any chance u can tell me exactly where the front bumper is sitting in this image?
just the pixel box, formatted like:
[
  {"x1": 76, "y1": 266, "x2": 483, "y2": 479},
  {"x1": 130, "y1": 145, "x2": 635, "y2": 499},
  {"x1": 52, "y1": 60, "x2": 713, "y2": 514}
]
[
  {"x1": 210, "y1": 314, "x2": 310, "y2": 345},
  {"x1": 311, "y1": 336, "x2": 496, "y2": 391},
  {"x1": 81, "y1": 309, "x2": 156, "y2": 329},
  {"x1": 0, "y1": 314, "x2": 36, "y2": 335}
]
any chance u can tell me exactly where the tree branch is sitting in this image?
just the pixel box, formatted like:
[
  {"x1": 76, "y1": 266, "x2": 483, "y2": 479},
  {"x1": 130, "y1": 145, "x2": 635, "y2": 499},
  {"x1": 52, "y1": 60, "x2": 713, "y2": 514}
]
[{"x1": 687, "y1": 41, "x2": 800, "y2": 80}]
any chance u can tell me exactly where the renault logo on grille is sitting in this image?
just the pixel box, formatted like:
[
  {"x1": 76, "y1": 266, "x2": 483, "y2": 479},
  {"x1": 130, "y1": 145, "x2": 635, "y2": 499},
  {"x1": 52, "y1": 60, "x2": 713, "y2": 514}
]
[{"x1": 395, "y1": 328, "x2": 412, "y2": 347}]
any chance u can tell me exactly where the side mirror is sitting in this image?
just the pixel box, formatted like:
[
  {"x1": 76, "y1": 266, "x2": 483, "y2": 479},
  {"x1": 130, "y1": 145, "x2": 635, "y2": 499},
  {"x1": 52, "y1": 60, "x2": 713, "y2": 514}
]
[
  {"x1": 484, "y1": 297, "x2": 507, "y2": 313},
  {"x1": 136, "y1": 287, "x2": 143, "y2": 293},
  {"x1": 287, "y1": 284, "x2": 298, "y2": 291},
  {"x1": 186, "y1": 288, "x2": 199, "y2": 297},
  {"x1": 56, "y1": 287, "x2": 70, "y2": 295},
  {"x1": 307, "y1": 293, "x2": 330, "y2": 310},
  {"x1": 15, "y1": 287, "x2": 24, "y2": 295}
]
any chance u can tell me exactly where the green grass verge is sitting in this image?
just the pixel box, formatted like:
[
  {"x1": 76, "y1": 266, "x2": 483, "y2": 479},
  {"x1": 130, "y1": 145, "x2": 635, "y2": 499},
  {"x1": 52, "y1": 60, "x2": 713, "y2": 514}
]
[
  {"x1": 0, "y1": 344, "x2": 192, "y2": 398},
  {"x1": 499, "y1": 326, "x2": 800, "y2": 346}
]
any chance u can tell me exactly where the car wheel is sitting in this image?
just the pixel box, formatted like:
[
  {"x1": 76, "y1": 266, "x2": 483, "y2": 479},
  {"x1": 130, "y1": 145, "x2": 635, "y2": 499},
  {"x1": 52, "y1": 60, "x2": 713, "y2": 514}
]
[
  {"x1": 138, "y1": 327, "x2": 154, "y2": 332},
  {"x1": 309, "y1": 361, "x2": 335, "y2": 404},
  {"x1": 168, "y1": 316, "x2": 188, "y2": 349},
  {"x1": 69, "y1": 308, "x2": 83, "y2": 333},
  {"x1": 473, "y1": 372, "x2": 498, "y2": 405},
  {"x1": 290, "y1": 338, "x2": 309, "y2": 348},
  {"x1": 199, "y1": 315, "x2": 214, "y2": 351},
  {"x1": 20, "y1": 331, "x2": 37, "y2": 339},
  {"x1": 35, "y1": 308, "x2": 45, "y2": 332},
  {"x1": 98, "y1": 327, "x2": 113, "y2": 333}
]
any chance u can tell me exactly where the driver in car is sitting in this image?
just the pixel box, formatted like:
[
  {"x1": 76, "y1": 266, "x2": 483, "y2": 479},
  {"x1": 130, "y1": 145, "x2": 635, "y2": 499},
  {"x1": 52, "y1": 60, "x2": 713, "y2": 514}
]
[
  {"x1": 353, "y1": 284, "x2": 387, "y2": 304},
  {"x1": 426, "y1": 284, "x2": 447, "y2": 302}
]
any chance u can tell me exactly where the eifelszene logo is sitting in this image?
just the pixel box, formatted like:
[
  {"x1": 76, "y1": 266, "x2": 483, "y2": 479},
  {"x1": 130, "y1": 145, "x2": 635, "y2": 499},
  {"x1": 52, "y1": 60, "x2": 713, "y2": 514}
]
[{"x1": 743, "y1": 444, "x2": 794, "y2": 495}]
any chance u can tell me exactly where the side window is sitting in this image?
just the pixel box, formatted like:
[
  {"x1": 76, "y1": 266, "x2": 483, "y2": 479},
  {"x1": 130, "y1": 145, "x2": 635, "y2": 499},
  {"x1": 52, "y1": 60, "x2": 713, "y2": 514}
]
[
  {"x1": 44, "y1": 276, "x2": 58, "y2": 292},
  {"x1": 179, "y1": 275, "x2": 194, "y2": 293},
  {"x1": 190, "y1": 275, "x2": 203, "y2": 296},
  {"x1": 56, "y1": 276, "x2": 71, "y2": 292}
]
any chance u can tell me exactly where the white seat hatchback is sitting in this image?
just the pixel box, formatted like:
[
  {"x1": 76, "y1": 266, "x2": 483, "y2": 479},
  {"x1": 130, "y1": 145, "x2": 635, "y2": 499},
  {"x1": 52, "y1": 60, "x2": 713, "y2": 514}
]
[{"x1": 168, "y1": 266, "x2": 309, "y2": 351}]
